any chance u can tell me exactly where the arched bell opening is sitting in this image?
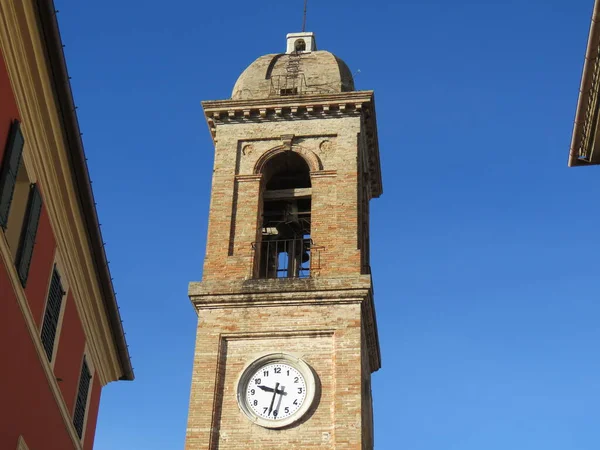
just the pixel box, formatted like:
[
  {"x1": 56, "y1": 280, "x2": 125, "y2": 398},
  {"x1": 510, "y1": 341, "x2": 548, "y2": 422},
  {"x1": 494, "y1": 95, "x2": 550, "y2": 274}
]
[
  {"x1": 257, "y1": 151, "x2": 313, "y2": 279},
  {"x1": 294, "y1": 39, "x2": 306, "y2": 53}
]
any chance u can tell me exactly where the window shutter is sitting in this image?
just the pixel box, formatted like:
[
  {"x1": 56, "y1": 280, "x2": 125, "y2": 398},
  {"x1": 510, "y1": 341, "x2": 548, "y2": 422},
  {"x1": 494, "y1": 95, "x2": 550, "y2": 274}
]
[
  {"x1": 40, "y1": 267, "x2": 65, "y2": 362},
  {"x1": 16, "y1": 184, "x2": 42, "y2": 287},
  {"x1": 0, "y1": 120, "x2": 25, "y2": 228},
  {"x1": 73, "y1": 357, "x2": 92, "y2": 439}
]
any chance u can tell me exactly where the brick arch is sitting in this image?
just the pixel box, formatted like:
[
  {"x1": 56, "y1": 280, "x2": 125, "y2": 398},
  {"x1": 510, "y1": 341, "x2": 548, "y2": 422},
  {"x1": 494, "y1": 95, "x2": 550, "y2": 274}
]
[{"x1": 253, "y1": 145, "x2": 322, "y2": 175}]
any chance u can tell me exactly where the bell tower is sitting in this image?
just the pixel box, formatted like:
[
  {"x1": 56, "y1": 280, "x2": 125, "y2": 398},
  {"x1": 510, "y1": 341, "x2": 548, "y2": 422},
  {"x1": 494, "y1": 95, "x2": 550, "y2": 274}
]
[{"x1": 185, "y1": 32, "x2": 383, "y2": 449}]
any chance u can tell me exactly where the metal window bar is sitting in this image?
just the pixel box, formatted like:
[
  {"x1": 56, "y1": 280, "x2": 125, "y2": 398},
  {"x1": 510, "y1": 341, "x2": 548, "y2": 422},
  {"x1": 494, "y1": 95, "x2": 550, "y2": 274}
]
[
  {"x1": 270, "y1": 74, "x2": 306, "y2": 97},
  {"x1": 254, "y1": 238, "x2": 317, "y2": 279}
]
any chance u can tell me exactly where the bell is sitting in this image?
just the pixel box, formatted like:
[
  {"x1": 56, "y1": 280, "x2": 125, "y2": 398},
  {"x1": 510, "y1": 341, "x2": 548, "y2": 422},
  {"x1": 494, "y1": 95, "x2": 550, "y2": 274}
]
[{"x1": 302, "y1": 251, "x2": 310, "y2": 263}]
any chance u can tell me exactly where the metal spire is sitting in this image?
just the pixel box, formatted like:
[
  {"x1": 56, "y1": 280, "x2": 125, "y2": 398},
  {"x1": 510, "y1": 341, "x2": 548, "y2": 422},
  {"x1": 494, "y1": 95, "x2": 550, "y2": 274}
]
[{"x1": 302, "y1": 0, "x2": 308, "y2": 32}]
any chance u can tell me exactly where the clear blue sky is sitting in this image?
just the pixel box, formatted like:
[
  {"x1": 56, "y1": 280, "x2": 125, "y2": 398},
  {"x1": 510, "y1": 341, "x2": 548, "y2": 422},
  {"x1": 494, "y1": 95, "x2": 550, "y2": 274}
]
[{"x1": 55, "y1": 0, "x2": 599, "y2": 448}]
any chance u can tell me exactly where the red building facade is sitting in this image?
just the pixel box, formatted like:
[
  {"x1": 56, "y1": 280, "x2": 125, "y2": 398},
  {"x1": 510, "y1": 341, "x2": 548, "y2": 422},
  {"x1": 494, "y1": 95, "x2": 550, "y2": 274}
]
[{"x1": 0, "y1": 1, "x2": 133, "y2": 449}]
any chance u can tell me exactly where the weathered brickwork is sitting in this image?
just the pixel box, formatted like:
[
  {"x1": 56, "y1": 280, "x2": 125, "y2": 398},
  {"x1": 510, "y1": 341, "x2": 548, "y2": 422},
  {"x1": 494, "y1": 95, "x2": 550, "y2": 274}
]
[
  {"x1": 186, "y1": 280, "x2": 373, "y2": 449},
  {"x1": 186, "y1": 42, "x2": 382, "y2": 449},
  {"x1": 201, "y1": 116, "x2": 367, "y2": 282}
]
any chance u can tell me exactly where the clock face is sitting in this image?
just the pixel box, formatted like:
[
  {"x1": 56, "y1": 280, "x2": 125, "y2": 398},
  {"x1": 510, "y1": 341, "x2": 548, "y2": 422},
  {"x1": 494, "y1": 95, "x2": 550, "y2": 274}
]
[
  {"x1": 237, "y1": 354, "x2": 316, "y2": 429},
  {"x1": 245, "y1": 363, "x2": 307, "y2": 421}
]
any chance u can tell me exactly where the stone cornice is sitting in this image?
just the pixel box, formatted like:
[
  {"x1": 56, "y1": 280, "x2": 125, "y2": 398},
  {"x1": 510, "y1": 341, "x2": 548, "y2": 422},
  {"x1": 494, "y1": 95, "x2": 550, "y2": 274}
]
[
  {"x1": 202, "y1": 90, "x2": 382, "y2": 198},
  {"x1": 189, "y1": 275, "x2": 373, "y2": 298},
  {"x1": 189, "y1": 276, "x2": 382, "y2": 372},
  {"x1": 202, "y1": 91, "x2": 375, "y2": 113}
]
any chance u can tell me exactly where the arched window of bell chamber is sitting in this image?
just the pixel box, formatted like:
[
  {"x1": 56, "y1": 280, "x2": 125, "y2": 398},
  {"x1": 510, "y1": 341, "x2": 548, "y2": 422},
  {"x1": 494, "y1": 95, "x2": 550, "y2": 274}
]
[
  {"x1": 256, "y1": 151, "x2": 313, "y2": 279},
  {"x1": 294, "y1": 39, "x2": 306, "y2": 53}
]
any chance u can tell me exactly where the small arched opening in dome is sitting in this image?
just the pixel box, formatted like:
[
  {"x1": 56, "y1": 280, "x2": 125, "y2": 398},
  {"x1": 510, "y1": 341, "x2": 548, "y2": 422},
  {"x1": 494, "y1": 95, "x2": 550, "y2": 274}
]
[
  {"x1": 257, "y1": 151, "x2": 312, "y2": 279},
  {"x1": 294, "y1": 39, "x2": 306, "y2": 53}
]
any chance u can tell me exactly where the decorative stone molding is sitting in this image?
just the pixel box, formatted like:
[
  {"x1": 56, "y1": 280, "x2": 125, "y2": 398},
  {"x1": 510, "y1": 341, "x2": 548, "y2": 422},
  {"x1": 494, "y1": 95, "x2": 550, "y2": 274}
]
[
  {"x1": 310, "y1": 170, "x2": 337, "y2": 179},
  {"x1": 253, "y1": 145, "x2": 322, "y2": 174},
  {"x1": 203, "y1": 91, "x2": 383, "y2": 198},
  {"x1": 206, "y1": 101, "x2": 364, "y2": 128},
  {"x1": 280, "y1": 134, "x2": 294, "y2": 149},
  {"x1": 319, "y1": 139, "x2": 333, "y2": 153},
  {"x1": 189, "y1": 276, "x2": 381, "y2": 372},
  {"x1": 234, "y1": 174, "x2": 262, "y2": 183},
  {"x1": 241, "y1": 144, "x2": 254, "y2": 156}
]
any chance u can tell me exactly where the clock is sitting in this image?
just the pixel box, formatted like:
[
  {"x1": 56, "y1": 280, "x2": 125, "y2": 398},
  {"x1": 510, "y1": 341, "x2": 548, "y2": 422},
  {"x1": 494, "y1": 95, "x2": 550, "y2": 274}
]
[{"x1": 237, "y1": 353, "x2": 317, "y2": 429}]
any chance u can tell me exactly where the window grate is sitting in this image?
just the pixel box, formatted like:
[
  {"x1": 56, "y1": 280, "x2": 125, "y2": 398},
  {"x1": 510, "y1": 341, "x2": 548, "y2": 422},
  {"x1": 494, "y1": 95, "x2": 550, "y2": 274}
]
[
  {"x1": 73, "y1": 357, "x2": 91, "y2": 439},
  {"x1": 254, "y1": 238, "x2": 322, "y2": 279},
  {"x1": 0, "y1": 120, "x2": 25, "y2": 228},
  {"x1": 40, "y1": 267, "x2": 64, "y2": 362}
]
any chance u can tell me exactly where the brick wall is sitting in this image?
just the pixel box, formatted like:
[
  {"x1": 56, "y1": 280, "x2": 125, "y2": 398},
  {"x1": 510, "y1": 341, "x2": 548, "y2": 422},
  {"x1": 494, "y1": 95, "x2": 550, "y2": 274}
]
[
  {"x1": 202, "y1": 116, "x2": 368, "y2": 282},
  {"x1": 186, "y1": 301, "x2": 367, "y2": 449},
  {"x1": 187, "y1": 95, "x2": 380, "y2": 448}
]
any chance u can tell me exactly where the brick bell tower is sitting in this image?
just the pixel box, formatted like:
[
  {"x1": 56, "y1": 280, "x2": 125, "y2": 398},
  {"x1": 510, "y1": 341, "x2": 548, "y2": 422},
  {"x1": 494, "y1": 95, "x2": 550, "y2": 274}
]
[{"x1": 185, "y1": 32, "x2": 383, "y2": 449}]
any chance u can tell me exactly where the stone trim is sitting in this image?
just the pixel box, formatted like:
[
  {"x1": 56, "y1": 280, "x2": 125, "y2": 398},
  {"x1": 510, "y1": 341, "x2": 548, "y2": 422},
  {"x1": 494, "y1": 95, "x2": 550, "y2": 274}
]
[
  {"x1": 205, "y1": 98, "x2": 367, "y2": 131},
  {"x1": 234, "y1": 174, "x2": 262, "y2": 183},
  {"x1": 254, "y1": 144, "x2": 322, "y2": 174},
  {"x1": 189, "y1": 276, "x2": 381, "y2": 371},
  {"x1": 310, "y1": 170, "x2": 337, "y2": 179},
  {"x1": 203, "y1": 91, "x2": 382, "y2": 197}
]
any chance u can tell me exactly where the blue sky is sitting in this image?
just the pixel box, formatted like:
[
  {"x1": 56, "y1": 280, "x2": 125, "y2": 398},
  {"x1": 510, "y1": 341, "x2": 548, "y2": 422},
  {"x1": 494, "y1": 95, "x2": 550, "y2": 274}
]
[{"x1": 55, "y1": 0, "x2": 599, "y2": 448}]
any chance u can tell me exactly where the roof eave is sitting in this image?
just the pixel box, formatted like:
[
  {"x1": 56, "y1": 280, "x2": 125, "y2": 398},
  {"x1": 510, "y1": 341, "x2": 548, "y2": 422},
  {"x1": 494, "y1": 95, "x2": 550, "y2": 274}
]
[
  {"x1": 569, "y1": 0, "x2": 600, "y2": 167},
  {"x1": 36, "y1": 0, "x2": 133, "y2": 381}
]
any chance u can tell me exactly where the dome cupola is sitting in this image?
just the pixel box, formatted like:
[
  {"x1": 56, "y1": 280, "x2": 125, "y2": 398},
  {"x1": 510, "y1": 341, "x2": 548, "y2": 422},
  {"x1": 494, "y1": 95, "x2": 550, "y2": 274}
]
[{"x1": 232, "y1": 32, "x2": 355, "y2": 100}]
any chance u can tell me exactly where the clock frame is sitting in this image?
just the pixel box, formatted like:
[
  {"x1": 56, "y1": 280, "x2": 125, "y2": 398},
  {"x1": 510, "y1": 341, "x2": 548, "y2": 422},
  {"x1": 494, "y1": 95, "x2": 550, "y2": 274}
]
[{"x1": 236, "y1": 353, "x2": 317, "y2": 429}]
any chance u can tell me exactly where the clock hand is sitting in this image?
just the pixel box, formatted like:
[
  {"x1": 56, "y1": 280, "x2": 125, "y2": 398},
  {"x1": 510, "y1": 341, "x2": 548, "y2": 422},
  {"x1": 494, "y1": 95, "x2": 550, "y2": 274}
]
[
  {"x1": 275, "y1": 386, "x2": 287, "y2": 396},
  {"x1": 258, "y1": 384, "x2": 288, "y2": 395},
  {"x1": 268, "y1": 382, "x2": 279, "y2": 416},
  {"x1": 257, "y1": 385, "x2": 275, "y2": 393},
  {"x1": 274, "y1": 385, "x2": 285, "y2": 415}
]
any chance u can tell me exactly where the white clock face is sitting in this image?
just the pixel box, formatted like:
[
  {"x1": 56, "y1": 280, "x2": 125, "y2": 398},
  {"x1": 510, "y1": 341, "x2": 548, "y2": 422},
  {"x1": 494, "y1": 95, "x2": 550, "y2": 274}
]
[
  {"x1": 245, "y1": 363, "x2": 307, "y2": 421},
  {"x1": 237, "y1": 354, "x2": 317, "y2": 429}
]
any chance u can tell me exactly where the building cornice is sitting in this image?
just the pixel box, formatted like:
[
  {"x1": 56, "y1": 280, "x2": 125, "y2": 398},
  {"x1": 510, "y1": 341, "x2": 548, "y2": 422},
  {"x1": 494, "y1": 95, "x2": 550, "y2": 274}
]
[
  {"x1": 202, "y1": 91, "x2": 383, "y2": 197},
  {"x1": 35, "y1": 0, "x2": 133, "y2": 380},
  {"x1": 0, "y1": 0, "x2": 133, "y2": 381},
  {"x1": 189, "y1": 276, "x2": 381, "y2": 372},
  {"x1": 570, "y1": 0, "x2": 600, "y2": 166}
]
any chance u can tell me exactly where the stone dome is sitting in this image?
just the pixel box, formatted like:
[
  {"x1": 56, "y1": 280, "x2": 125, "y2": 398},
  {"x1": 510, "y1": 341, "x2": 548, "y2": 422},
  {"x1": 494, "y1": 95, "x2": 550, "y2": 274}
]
[{"x1": 232, "y1": 50, "x2": 355, "y2": 100}]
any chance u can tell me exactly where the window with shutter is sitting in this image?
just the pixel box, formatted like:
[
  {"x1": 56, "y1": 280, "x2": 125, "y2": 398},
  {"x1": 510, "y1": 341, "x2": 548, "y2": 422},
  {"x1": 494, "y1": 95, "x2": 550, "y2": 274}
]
[
  {"x1": 73, "y1": 357, "x2": 92, "y2": 439},
  {"x1": 15, "y1": 184, "x2": 42, "y2": 286},
  {"x1": 40, "y1": 267, "x2": 65, "y2": 361},
  {"x1": 0, "y1": 120, "x2": 25, "y2": 228}
]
